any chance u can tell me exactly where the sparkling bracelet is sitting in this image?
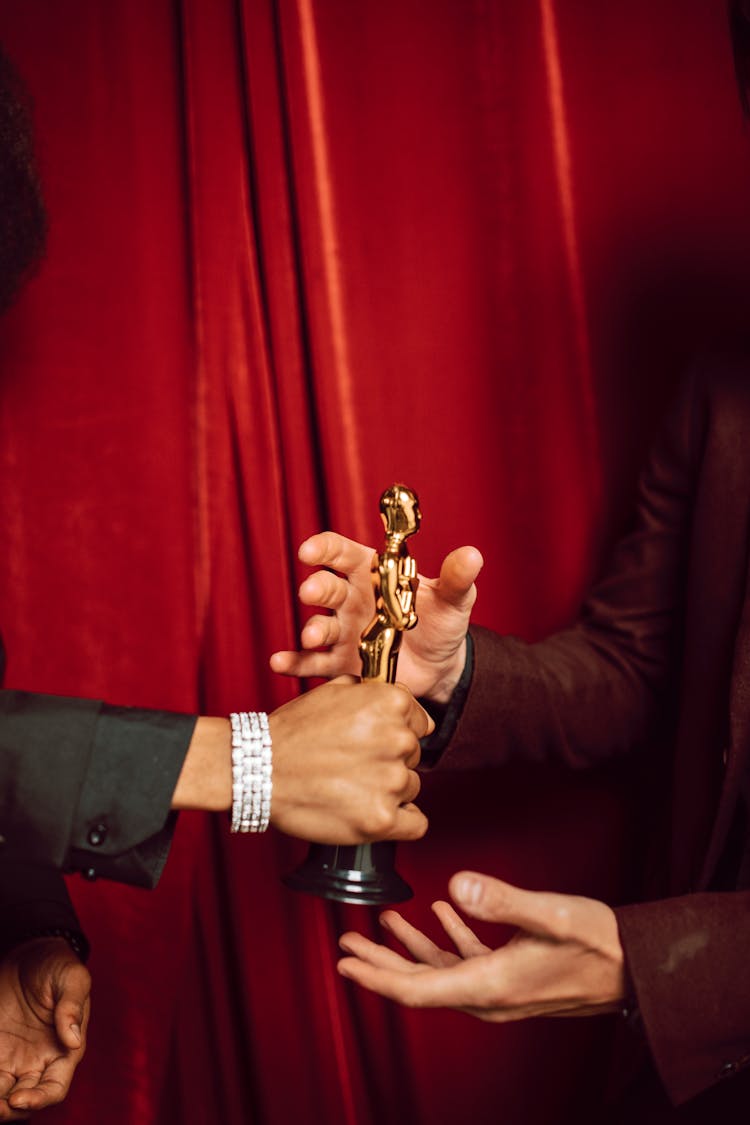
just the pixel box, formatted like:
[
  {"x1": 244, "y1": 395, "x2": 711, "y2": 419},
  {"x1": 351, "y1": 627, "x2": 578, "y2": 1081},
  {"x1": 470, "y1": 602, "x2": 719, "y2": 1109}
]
[{"x1": 229, "y1": 711, "x2": 272, "y2": 833}]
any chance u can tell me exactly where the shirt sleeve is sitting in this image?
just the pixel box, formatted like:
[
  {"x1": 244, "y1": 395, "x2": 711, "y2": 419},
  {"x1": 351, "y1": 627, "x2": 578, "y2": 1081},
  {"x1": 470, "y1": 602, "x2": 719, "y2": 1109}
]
[
  {"x1": 0, "y1": 690, "x2": 196, "y2": 888},
  {"x1": 66, "y1": 703, "x2": 196, "y2": 887},
  {"x1": 0, "y1": 859, "x2": 89, "y2": 962},
  {"x1": 418, "y1": 632, "x2": 474, "y2": 767}
]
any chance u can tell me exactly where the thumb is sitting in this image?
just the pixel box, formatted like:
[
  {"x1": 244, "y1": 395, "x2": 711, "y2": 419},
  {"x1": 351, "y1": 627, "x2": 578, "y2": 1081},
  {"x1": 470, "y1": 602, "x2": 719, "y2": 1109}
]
[
  {"x1": 436, "y1": 547, "x2": 483, "y2": 609},
  {"x1": 449, "y1": 871, "x2": 563, "y2": 937},
  {"x1": 53, "y1": 963, "x2": 91, "y2": 1050}
]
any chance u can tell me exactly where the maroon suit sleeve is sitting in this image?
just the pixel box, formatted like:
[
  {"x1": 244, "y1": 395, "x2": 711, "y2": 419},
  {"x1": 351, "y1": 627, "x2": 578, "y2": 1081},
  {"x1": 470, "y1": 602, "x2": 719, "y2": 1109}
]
[
  {"x1": 615, "y1": 894, "x2": 750, "y2": 1105},
  {"x1": 438, "y1": 365, "x2": 702, "y2": 771},
  {"x1": 434, "y1": 365, "x2": 750, "y2": 1106}
]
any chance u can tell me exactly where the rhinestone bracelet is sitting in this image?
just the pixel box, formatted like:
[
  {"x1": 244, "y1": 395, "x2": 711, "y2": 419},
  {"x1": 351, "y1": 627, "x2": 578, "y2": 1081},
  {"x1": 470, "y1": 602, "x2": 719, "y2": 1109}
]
[{"x1": 229, "y1": 711, "x2": 272, "y2": 833}]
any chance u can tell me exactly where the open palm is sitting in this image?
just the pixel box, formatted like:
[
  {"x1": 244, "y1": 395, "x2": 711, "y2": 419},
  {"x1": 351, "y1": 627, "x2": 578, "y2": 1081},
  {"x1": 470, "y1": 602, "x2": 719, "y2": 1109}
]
[{"x1": 0, "y1": 938, "x2": 90, "y2": 1119}]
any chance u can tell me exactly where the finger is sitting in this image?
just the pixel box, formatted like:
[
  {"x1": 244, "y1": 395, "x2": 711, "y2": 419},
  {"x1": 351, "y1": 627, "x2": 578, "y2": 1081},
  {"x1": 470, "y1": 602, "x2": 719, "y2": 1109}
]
[
  {"x1": 401, "y1": 769, "x2": 421, "y2": 805},
  {"x1": 431, "y1": 547, "x2": 483, "y2": 608},
  {"x1": 5, "y1": 1071, "x2": 44, "y2": 1114},
  {"x1": 449, "y1": 871, "x2": 573, "y2": 938},
  {"x1": 339, "y1": 932, "x2": 425, "y2": 973},
  {"x1": 380, "y1": 910, "x2": 461, "y2": 968},
  {"x1": 393, "y1": 685, "x2": 435, "y2": 738},
  {"x1": 0, "y1": 1105, "x2": 42, "y2": 1124},
  {"x1": 0, "y1": 1073, "x2": 15, "y2": 1101},
  {"x1": 298, "y1": 533, "x2": 373, "y2": 575},
  {"x1": 0, "y1": 1103, "x2": 37, "y2": 1123},
  {"x1": 337, "y1": 953, "x2": 484, "y2": 1009},
  {"x1": 269, "y1": 649, "x2": 346, "y2": 678},
  {"x1": 5, "y1": 1072, "x2": 42, "y2": 1097},
  {"x1": 300, "y1": 613, "x2": 341, "y2": 649},
  {"x1": 269, "y1": 649, "x2": 305, "y2": 675},
  {"x1": 34, "y1": 1056, "x2": 80, "y2": 1103},
  {"x1": 382, "y1": 803, "x2": 428, "y2": 842},
  {"x1": 431, "y1": 901, "x2": 491, "y2": 957},
  {"x1": 298, "y1": 571, "x2": 350, "y2": 612},
  {"x1": 8, "y1": 1058, "x2": 75, "y2": 1112},
  {"x1": 53, "y1": 964, "x2": 90, "y2": 1050},
  {"x1": 404, "y1": 739, "x2": 421, "y2": 770}
]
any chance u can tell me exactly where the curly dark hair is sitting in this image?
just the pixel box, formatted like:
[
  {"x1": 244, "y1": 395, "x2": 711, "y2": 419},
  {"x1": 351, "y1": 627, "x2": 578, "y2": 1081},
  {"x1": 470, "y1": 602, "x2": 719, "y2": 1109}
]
[{"x1": 0, "y1": 45, "x2": 46, "y2": 314}]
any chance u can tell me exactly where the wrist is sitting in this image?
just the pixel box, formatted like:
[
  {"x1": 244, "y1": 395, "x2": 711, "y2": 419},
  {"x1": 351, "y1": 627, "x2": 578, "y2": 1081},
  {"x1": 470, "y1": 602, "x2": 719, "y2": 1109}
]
[
  {"x1": 426, "y1": 637, "x2": 468, "y2": 705},
  {"x1": 172, "y1": 717, "x2": 232, "y2": 811},
  {"x1": 600, "y1": 907, "x2": 627, "y2": 1004},
  {"x1": 3, "y1": 930, "x2": 89, "y2": 965},
  {"x1": 229, "y1": 711, "x2": 272, "y2": 833}
]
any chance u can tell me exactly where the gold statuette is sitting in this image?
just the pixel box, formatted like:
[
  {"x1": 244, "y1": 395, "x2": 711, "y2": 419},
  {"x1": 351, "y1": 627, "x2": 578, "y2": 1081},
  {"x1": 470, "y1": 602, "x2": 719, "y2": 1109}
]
[
  {"x1": 282, "y1": 483, "x2": 422, "y2": 905},
  {"x1": 359, "y1": 484, "x2": 421, "y2": 684}
]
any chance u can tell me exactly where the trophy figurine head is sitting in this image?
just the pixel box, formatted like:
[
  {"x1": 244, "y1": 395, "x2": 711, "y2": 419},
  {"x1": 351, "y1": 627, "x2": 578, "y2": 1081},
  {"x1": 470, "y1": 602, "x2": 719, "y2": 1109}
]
[{"x1": 379, "y1": 484, "x2": 421, "y2": 540}]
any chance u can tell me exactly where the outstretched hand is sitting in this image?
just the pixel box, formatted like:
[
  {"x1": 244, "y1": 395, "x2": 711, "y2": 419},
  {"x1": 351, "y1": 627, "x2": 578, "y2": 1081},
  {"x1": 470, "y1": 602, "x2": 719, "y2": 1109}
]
[
  {"x1": 337, "y1": 871, "x2": 625, "y2": 1021},
  {"x1": 0, "y1": 938, "x2": 90, "y2": 1119},
  {"x1": 270, "y1": 533, "x2": 483, "y2": 703}
]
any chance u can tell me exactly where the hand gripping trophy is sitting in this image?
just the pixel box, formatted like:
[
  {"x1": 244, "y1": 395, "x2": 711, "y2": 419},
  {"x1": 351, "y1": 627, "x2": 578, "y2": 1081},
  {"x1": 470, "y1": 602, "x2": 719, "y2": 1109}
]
[{"x1": 283, "y1": 484, "x2": 422, "y2": 904}]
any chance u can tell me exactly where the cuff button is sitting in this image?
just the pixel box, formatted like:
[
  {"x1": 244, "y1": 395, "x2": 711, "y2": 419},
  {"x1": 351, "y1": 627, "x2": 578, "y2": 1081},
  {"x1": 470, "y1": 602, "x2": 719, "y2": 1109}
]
[{"x1": 87, "y1": 823, "x2": 108, "y2": 847}]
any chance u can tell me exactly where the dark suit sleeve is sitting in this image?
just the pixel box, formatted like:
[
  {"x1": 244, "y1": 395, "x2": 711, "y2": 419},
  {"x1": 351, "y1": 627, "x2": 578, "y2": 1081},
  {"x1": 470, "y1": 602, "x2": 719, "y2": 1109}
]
[
  {"x1": 435, "y1": 364, "x2": 702, "y2": 772},
  {"x1": 0, "y1": 860, "x2": 89, "y2": 961},
  {"x1": 433, "y1": 368, "x2": 750, "y2": 1106},
  {"x1": 0, "y1": 690, "x2": 196, "y2": 888},
  {"x1": 615, "y1": 894, "x2": 750, "y2": 1105}
]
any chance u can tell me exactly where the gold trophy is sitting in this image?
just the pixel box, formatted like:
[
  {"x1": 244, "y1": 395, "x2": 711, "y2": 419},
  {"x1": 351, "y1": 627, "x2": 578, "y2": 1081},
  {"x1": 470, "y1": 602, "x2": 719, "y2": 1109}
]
[{"x1": 283, "y1": 484, "x2": 421, "y2": 904}]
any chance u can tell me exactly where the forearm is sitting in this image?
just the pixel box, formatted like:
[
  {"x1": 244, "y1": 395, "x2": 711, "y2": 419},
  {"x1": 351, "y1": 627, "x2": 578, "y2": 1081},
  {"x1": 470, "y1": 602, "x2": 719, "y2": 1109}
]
[
  {"x1": 0, "y1": 690, "x2": 196, "y2": 887},
  {"x1": 438, "y1": 620, "x2": 668, "y2": 771},
  {"x1": 171, "y1": 716, "x2": 231, "y2": 811},
  {"x1": 436, "y1": 367, "x2": 701, "y2": 771}
]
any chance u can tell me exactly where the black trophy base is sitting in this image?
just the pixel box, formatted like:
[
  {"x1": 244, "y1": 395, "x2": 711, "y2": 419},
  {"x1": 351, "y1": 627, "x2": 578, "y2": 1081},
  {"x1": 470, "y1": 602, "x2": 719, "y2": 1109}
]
[{"x1": 283, "y1": 842, "x2": 413, "y2": 905}]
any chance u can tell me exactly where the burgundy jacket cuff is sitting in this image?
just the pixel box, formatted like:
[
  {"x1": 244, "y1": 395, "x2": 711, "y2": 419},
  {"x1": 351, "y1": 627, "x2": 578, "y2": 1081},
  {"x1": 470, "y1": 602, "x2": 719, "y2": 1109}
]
[{"x1": 615, "y1": 892, "x2": 750, "y2": 1105}]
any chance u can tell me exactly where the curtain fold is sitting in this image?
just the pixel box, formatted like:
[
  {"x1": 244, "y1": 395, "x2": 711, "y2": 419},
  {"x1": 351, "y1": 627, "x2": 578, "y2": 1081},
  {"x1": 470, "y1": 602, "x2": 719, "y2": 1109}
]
[{"x1": 1, "y1": 1, "x2": 750, "y2": 1122}]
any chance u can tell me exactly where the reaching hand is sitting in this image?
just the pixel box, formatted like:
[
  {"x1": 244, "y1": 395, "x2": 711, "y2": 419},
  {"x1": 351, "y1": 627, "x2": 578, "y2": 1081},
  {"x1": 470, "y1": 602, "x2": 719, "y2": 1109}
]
[
  {"x1": 268, "y1": 676, "x2": 433, "y2": 844},
  {"x1": 337, "y1": 871, "x2": 625, "y2": 1020},
  {"x1": 0, "y1": 937, "x2": 90, "y2": 1119},
  {"x1": 270, "y1": 533, "x2": 483, "y2": 703}
]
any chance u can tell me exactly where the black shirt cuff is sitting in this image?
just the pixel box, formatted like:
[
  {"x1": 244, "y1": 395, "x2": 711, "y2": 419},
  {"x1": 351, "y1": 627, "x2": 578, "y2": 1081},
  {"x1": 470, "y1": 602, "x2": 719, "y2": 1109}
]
[
  {"x1": 418, "y1": 633, "x2": 474, "y2": 768},
  {"x1": 66, "y1": 705, "x2": 197, "y2": 888}
]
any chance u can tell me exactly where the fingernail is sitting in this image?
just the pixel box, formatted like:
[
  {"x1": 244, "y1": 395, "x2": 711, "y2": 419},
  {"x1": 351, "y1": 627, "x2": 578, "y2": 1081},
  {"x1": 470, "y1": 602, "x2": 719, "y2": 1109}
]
[
  {"x1": 11, "y1": 1100, "x2": 29, "y2": 1110},
  {"x1": 455, "y1": 877, "x2": 483, "y2": 906},
  {"x1": 70, "y1": 1022, "x2": 82, "y2": 1044}
]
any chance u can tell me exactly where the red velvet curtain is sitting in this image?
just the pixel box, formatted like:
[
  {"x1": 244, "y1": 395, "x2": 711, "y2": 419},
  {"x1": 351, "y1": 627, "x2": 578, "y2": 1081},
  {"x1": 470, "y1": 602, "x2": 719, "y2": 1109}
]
[{"x1": 1, "y1": 2, "x2": 750, "y2": 1122}]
